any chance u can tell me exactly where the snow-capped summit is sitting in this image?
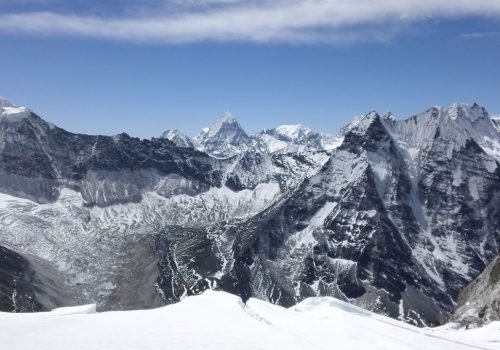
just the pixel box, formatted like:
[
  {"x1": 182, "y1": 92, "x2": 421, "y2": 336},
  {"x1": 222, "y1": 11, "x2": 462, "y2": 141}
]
[
  {"x1": 446, "y1": 102, "x2": 488, "y2": 122},
  {"x1": 161, "y1": 129, "x2": 194, "y2": 148},
  {"x1": 256, "y1": 124, "x2": 342, "y2": 154},
  {"x1": 205, "y1": 111, "x2": 238, "y2": 137},
  {"x1": 274, "y1": 124, "x2": 312, "y2": 140},
  {"x1": 383, "y1": 112, "x2": 396, "y2": 122},
  {"x1": 0, "y1": 97, "x2": 30, "y2": 120},
  {"x1": 194, "y1": 112, "x2": 250, "y2": 158}
]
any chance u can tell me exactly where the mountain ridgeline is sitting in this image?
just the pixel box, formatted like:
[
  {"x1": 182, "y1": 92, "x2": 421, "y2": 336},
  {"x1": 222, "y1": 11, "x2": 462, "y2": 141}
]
[{"x1": 0, "y1": 97, "x2": 498, "y2": 327}]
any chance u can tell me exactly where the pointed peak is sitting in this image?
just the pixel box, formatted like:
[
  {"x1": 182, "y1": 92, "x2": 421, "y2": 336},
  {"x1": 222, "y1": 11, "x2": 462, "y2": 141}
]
[
  {"x1": 382, "y1": 112, "x2": 396, "y2": 122},
  {"x1": 161, "y1": 128, "x2": 194, "y2": 148},
  {"x1": 219, "y1": 111, "x2": 237, "y2": 124},
  {"x1": 338, "y1": 111, "x2": 385, "y2": 138},
  {"x1": 161, "y1": 128, "x2": 181, "y2": 138},
  {"x1": 205, "y1": 111, "x2": 247, "y2": 139}
]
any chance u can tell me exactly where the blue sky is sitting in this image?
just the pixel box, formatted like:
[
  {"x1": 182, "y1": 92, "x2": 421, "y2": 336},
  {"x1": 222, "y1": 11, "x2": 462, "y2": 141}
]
[{"x1": 0, "y1": 1, "x2": 499, "y2": 138}]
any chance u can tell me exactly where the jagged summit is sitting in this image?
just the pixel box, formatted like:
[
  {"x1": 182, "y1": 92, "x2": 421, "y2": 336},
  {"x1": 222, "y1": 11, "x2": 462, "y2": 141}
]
[
  {"x1": 273, "y1": 124, "x2": 311, "y2": 140},
  {"x1": 445, "y1": 102, "x2": 488, "y2": 122},
  {"x1": 382, "y1": 112, "x2": 396, "y2": 122},
  {"x1": 161, "y1": 129, "x2": 194, "y2": 148},
  {"x1": 194, "y1": 111, "x2": 250, "y2": 158},
  {"x1": 203, "y1": 111, "x2": 245, "y2": 138}
]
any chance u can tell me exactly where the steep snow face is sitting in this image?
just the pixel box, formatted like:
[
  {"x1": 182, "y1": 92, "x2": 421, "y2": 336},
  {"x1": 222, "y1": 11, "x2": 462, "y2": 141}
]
[
  {"x1": 160, "y1": 129, "x2": 194, "y2": 148},
  {"x1": 0, "y1": 291, "x2": 497, "y2": 350},
  {"x1": 384, "y1": 103, "x2": 500, "y2": 159},
  {"x1": 194, "y1": 112, "x2": 250, "y2": 158}
]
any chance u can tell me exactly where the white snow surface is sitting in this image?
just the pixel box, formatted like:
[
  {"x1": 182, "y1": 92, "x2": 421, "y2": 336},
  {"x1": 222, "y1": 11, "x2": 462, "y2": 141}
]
[
  {"x1": 275, "y1": 124, "x2": 312, "y2": 139},
  {"x1": 0, "y1": 290, "x2": 497, "y2": 350},
  {"x1": 0, "y1": 97, "x2": 30, "y2": 120}
]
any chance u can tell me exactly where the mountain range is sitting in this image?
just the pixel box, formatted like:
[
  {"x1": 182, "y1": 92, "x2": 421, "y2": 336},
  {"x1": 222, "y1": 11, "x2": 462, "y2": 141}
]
[{"x1": 0, "y1": 96, "x2": 499, "y2": 328}]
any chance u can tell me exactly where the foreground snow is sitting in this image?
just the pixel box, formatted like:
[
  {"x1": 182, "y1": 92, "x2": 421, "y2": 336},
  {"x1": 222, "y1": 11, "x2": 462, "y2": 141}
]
[{"x1": 0, "y1": 291, "x2": 498, "y2": 350}]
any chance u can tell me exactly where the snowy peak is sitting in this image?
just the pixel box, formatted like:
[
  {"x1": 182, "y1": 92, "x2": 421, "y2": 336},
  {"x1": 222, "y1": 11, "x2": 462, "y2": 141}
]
[
  {"x1": 161, "y1": 129, "x2": 194, "y2": 148},
  {"x1": 204, "y1": 111, "x2": 247, "y2": 139},
  {"x1": 383, "y1": 112, "x2": 396, "y2": 122},
  {"x1": 194, "y1": 112, "x2": 250, "y2": 158},
  {"x1": 446, "y1": 102, "x2": 489, "y2": 123},
  {"x1": 273, "y1": 124, "x2": 312, "y2": 141},
  {"x1": 0, "y1": 97, "x2": 30, "y2": 120},
  {"x1": 257, "y1": 124, "x2": 342, "y2": 154}
]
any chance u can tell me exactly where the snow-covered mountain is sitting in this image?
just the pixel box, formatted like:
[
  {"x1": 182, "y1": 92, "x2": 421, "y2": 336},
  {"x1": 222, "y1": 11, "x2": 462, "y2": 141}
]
[
  {"x1": 161, "y1": 129, "x2": 194, "y2": 148},
  {"x1": 1, "y1": 290, "x2": 498, "y2": 350},
  {"x1": 0, "y1": 97, "x2": 499, "y2": 330},
  {"x1": 156, "y1": 103, "x2": 500, "y2": 326},
  {"x1": 254, "y1": 124, "x2": 342, "y2": 154},
  {"x1": 193, "y1": 112, "x2": 251, "y2": 158},
  {"x1": 161, "y1": 114, "x2": 342, "y2": 157}
]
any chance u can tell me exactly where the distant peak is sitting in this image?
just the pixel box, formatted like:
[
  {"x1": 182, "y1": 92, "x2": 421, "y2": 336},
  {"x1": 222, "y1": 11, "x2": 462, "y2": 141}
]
[
  {"x1": 274, "y1": 124, "x2": 311, "y2": 139},
  {"x1": 161, "y1": 128, "x2": 194, "y2": 148},
  {"x1": 161, "y1": 129, "x2": 181, "y2": 138},
  {"x1": 447, "y1": 102, "x2": 488, "y2": 122},
  {"x1": 205, "y1": 111, "x2": 247, "y2": 139},
  {"x1": 219, "y1": 111, "x2": 236, "y2": 123},
  {"x1": 0, "y1": 97, "x2": 30, "y2": 120},
  {"x1": 382, "y1": 112, "x2": 395, "y2": 122}
]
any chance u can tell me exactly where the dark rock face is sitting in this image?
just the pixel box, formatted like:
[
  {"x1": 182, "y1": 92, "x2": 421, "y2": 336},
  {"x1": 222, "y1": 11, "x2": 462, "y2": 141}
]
[
  {"x1": 0, "y1": 245, "x2": 75, "y2": 312},
  {"x1": 451, "y1": 255, "x2": 500, "y2": 327},
  {"x1": 193, "y1": 112, "x2": 251, "y2": 158},
  {"x1": 0, "y1": 245, "x2": 42, "y2": 312},
  {"x1": 0, "y1": 111, "x2": 223, "y2": 205}
]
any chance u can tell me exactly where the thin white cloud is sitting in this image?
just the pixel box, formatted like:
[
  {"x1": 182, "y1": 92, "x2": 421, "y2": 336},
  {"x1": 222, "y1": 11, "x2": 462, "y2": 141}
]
[
  {"x1": 460, "y1": 31, "x2": 500, "y2": 39},
  {"x1": 0, "y1": 0, "x2": 500, "y2": 43}
]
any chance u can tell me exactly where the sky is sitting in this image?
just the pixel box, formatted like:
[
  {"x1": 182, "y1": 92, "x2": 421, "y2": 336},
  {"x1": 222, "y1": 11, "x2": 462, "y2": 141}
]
[{"x1": 0, "y1": 0, "x2": 499, "y2": 138}]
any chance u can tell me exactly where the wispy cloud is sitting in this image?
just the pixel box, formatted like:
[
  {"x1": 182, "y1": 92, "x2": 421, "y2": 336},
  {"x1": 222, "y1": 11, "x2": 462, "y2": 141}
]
[
  {"x1": 1, "y1": 0, "x2": 500, "y2": 43},
  {"x1": 460, "y1": 31, "x2": 500, "y2": 39}
]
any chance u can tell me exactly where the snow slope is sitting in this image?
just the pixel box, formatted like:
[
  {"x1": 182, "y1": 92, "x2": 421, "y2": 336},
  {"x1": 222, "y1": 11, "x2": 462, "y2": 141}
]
[{"x1": 0, "y1": 290, "x2": 497, "y2": 350}]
